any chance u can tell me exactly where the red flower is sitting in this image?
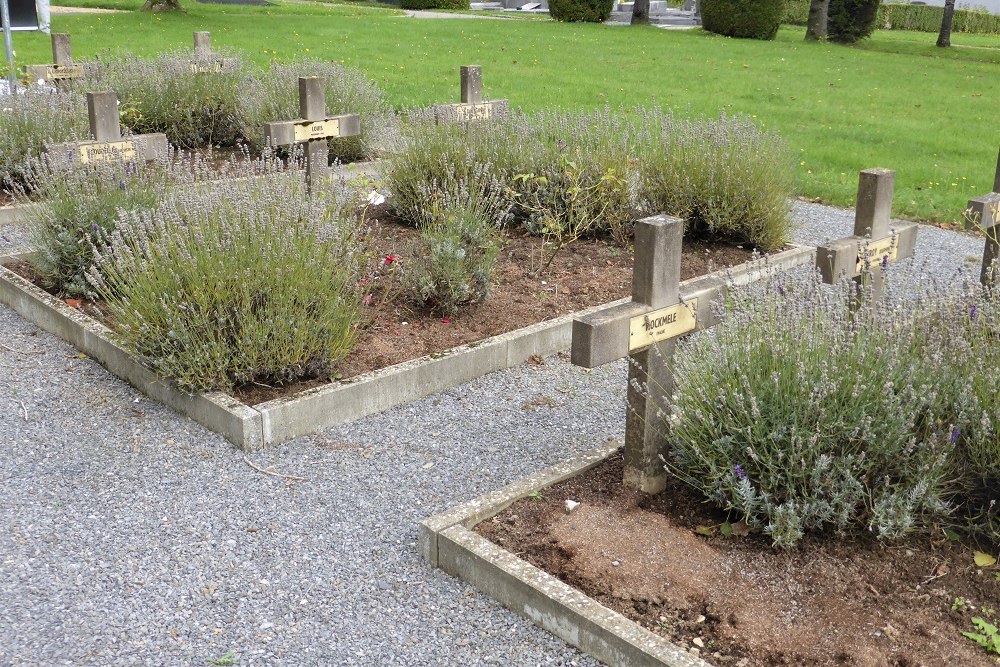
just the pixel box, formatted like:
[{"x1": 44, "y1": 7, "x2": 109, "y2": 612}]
[
  {"x1": 384, "y1": 254, "x2": 399, "y2": 265},
  {"x1": 441, "y1": 317, "x2": 450, "y2": 324}
]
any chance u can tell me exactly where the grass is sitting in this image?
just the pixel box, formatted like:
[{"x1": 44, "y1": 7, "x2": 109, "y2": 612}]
[{"x1": 5, "y1": 2, "x2": 999, "y2": 223}]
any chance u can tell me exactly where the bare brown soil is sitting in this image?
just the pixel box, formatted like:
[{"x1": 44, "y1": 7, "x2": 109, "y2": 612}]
[
  {"x1": 477, "y1": 453, "x2": 1000, "y2": 667},
  {"x1": 3, "y1": 208, "x2": 755, "y2": 404}
]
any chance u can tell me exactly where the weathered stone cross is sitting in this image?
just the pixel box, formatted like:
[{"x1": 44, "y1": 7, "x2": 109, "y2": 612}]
[
  {"x1": 570, "y1": 216, "x2": 814, "y2": 493},
  {"x1": 24, "y1": 33, "x2": 94, "y2": 83},
  {"x1": 816, "y1": 168, "x2": 919, "y2": 302},
  {"x1": 966, "y1": 148, "x2": 1000, "y2": 287},
  {"x1": 190, "y1": 31, "x2": 235, "y2": 73},
  {"x1": 433, "y1": 66, "x2": 510, "y2": 124},
  {"x1": 47, "y1": 91, "x2": 168, "y2": 166},
  {"x1": 264, "y1": 76, "x2": 360, "y2": 191},
  {"x1": 571, "y1": 215, "x2": 707, "y2": 494}
]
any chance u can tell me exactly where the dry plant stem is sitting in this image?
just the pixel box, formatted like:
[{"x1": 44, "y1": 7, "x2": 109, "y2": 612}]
[
  {"x1": 19, "y1": 400, "x2": 27, "y2": 421},
  {"x1": 0, "y1": 342, "x2": 41, "y2": 355},
  {"x1": 242, "y1": 456, "x2": 307, "y2": 482}
]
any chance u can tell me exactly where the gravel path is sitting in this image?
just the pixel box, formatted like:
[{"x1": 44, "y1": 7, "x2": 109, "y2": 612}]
[{"x1": 0, "y1": 200, "x2": 988, "y2": 666}]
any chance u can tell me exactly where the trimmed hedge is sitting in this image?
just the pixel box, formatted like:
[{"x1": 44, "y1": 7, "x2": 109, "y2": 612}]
[
  {"x1": 400, "y1": 0, "x2": 469, "y2": 9},
  {"x1": 783, "y1": 0, "x2": 810, "y2": 26},
  {"x1": 549, "y1": 0, "x2": 613, "y2": 22},
  {"x1": 827, "y1": 0, "x2": 880, "y2": 43},
  {"x1": 702, "y1": 0, "x2": 784, "y2": 39},
  {"x1": 879, "y1": 3, "x2": 1000, "y2": 35}
]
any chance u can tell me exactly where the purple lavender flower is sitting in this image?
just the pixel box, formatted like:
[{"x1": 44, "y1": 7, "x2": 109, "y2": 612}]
[
  {"x1": 881, "y1": 254, "x2": 889, "y2": 270},
  {"x1": 970, "y1": 304, "x2": 978, "y2": 321},
  {"x1": 777, "y1": 284, "x2": 785, "y2": 297},
  {"x1": 950, "y1": 427, "x2": 960, "y2": 445},
  {"x1": 733, "y1": 464, "x2": 747, "y2": 480}
]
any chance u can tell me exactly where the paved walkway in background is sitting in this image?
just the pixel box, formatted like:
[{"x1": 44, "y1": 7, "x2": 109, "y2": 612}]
[{"x1": 0, "y1": 201, "x2": 984, "y2": 665}]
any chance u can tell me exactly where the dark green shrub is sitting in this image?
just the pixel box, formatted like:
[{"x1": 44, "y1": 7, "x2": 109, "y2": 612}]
[
  {"x1": 400, "y1": 0, "x2": 469, "y2": 9},
  {"x1": 548, "y1": 0, "x2": 613, "y2": 23},
  {"x1": 701, "y1": 0, "x2": 783, "y2": 40},
  {"x1": 783, "y1": 0, "x2": 810, "y2": 26},
  {"x1": 827, "y1": 0, "x2": 880, "y2": 43},
  {"x1": 88, "y1": 163, "x2": 372, "y2": 393}
]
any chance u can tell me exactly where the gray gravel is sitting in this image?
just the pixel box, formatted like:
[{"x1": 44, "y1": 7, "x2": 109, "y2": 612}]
[{"x1": 0, "y1": 200, "x2": 989, "y2": 666}]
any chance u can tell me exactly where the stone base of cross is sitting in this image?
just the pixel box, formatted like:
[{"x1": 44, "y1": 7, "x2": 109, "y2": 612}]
[
  {"x1": 46, "y1": 91, "x2": 168, "y2": 167},
  {"x1": 816, "y1": 168, "x2": 918, "y2": 302},
  {"x1": 966, "y1": 148, "x2": 1000, "y2": 287},
  {"x1": 432, "y1": 66, "x2": 510, "y2": 124},
  {"x1": 23, "y1": 33, "x2": 96, "y2": 83},
  {"x1": 264, "y1": 77, "x2": 361, "y2": 191}
]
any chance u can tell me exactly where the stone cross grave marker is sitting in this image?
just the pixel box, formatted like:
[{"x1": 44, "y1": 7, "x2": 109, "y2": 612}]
[
  {"x1": 816, "y1": 168, "x2": 919, "y2": 303},
  {"x1": 264, "y1": 76, "x2": 360, "y2": 190},
  {"x1": 46, "y1": 91, "x2": 168, "y2": 166},
  {"x1": 190, "y1": 31, "x2": 236, "y2": 74},
  {"x1": 433, "y1": 66, "x2": 510, "y2": 124},
  {"x1": 24, "y1": 33, "x2": 94, "y2": 83},
  {"x1": 966, "y1": 148, "x2": 1000, "y2": 286},
  {"x1": 571, "y1": 215, "x2": 710, "y2": 494}
]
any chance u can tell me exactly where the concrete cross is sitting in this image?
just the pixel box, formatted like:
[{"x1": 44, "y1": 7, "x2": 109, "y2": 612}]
[
  {"x1": 816, "y1": 168, "x2": 918, "y2": 302},
  {"x1": 433, "y1": 66, "x2": 510, "y2": 124},
  {"x1": 46, "y1": 91, "x2": 168, "y2": 166},
  {"x1": 966, "y1": 149, "x2": 1000, "y2": 286},
  {"x1": 24, "y1": 33, "x2": 93, "y2": 82},
  {"x1": 571, "y1": 216, "x2": 710, "y2": 494},
  {"x1": 264, "y1": 76, "x2": 361, "y2": 191},
  {"x1": 190, "y1": 31, "x2": 236, "y2": 74}
]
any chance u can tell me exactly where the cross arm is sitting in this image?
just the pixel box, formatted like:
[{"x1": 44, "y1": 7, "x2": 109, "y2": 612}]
[
  {"x1": 571, "y1": 274, "x2": 726, "y2": 369},
  {"x1": 816, "y1": 222, "x2": 918, "y2": 284},
  {"x1": 265, "y1": 114, "x2": 360, "y2": 148},
  {"x1": 967, "y1": 193, "x2": 1000, "y2": 231}
]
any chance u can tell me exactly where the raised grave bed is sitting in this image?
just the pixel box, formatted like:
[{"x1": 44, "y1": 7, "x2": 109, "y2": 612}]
[
  {"x1": 421, "y1": 444, "x2": 998, "y2": 667},
  {"x1": 0, "y1": 226, "x2": 814, "y2": 449}
]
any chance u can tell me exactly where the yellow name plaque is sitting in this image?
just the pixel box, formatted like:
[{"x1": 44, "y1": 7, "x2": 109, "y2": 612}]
[
  {"x1": 44, "y1": 64, "x2": 85, "y2": 80},
  {"x1": 629, "y1": 299, "x2": 698, "y2": 353},
  {"x1": 856, "y1": 235, "x2": 898, "y2": 272},
  {"x1": 293, "y1": 119, "x2": 342, "y2": 142},
  {"x1": 79, "y1": 140, "x2": 137, "y2": 164}
]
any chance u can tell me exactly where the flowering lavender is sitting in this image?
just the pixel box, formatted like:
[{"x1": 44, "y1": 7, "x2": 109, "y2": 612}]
[
  {"x1": 0, "y1": 87, "x2": 89, "y2": 191},
  {"x1": 664, "y1": 265, "x2": 955, "y2": 548},
  {"x1": 87, "y1": 155, "x2": 374, "y2": 393}
]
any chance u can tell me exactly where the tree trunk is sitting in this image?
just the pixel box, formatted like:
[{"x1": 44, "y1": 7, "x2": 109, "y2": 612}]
[
  {"x1": 140, "y1": 0, "x2": 183, "y2": 11},
  {"x1": 631, "y1": 0, "x2": 650, "y2": 25},
  {"x1": 937, "y1": 0, "x2": 955, "y2": 47},
  {"x1": 805, "y1": 0, "x2": 829, "y2": 41}
]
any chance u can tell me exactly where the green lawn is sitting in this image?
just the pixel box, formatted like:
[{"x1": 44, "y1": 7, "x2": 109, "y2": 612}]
[{"x1": 6, "y1": 1, "x2": 999, "y2": 224}]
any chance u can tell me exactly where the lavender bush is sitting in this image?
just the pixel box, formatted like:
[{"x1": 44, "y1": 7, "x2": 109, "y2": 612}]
[
  {"x1": 664, "y1": 267, "x2": 954, "y2": 548},
  {"x1": 0, "y1": 88, "x2": 89, "y2": 190},
  {"x1": 87, "y1": 159, "x2": 372, "y2": 393},
  {"x1": 408, "y1": 172, "x2": 510, "y2": 315},
  {"x1": 235, "y1": 59, "x2": 393, "y2": 162},
  {"x1": 82, "y1": 50, "x2": 247, "y2": 149},
  {"x1": 385, "y1": 106, "x2": 791, "y2": 258},
  {"x1": 637, "y1": 110, "x2": 794, "y2": 251},
  {"x1": 24, "y1": 156, "x2": 175, "y2": 296}
]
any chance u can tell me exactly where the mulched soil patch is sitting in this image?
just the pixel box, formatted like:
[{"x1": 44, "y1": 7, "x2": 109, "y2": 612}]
[
  {"x1": 3, "y1": 205, "x2": 755, "y2": 405},
  {"x1": 476, "y1": 452, "x2": 999, "y2": 667}
]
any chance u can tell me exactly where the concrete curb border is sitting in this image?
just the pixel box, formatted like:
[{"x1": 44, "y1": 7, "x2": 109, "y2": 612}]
[
  {"x1": 0, "y1": 243, "x2": 814, "y2": 451},
  {"x1": 419, "y1": 443, "x2": 711, "y2": 667}
]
